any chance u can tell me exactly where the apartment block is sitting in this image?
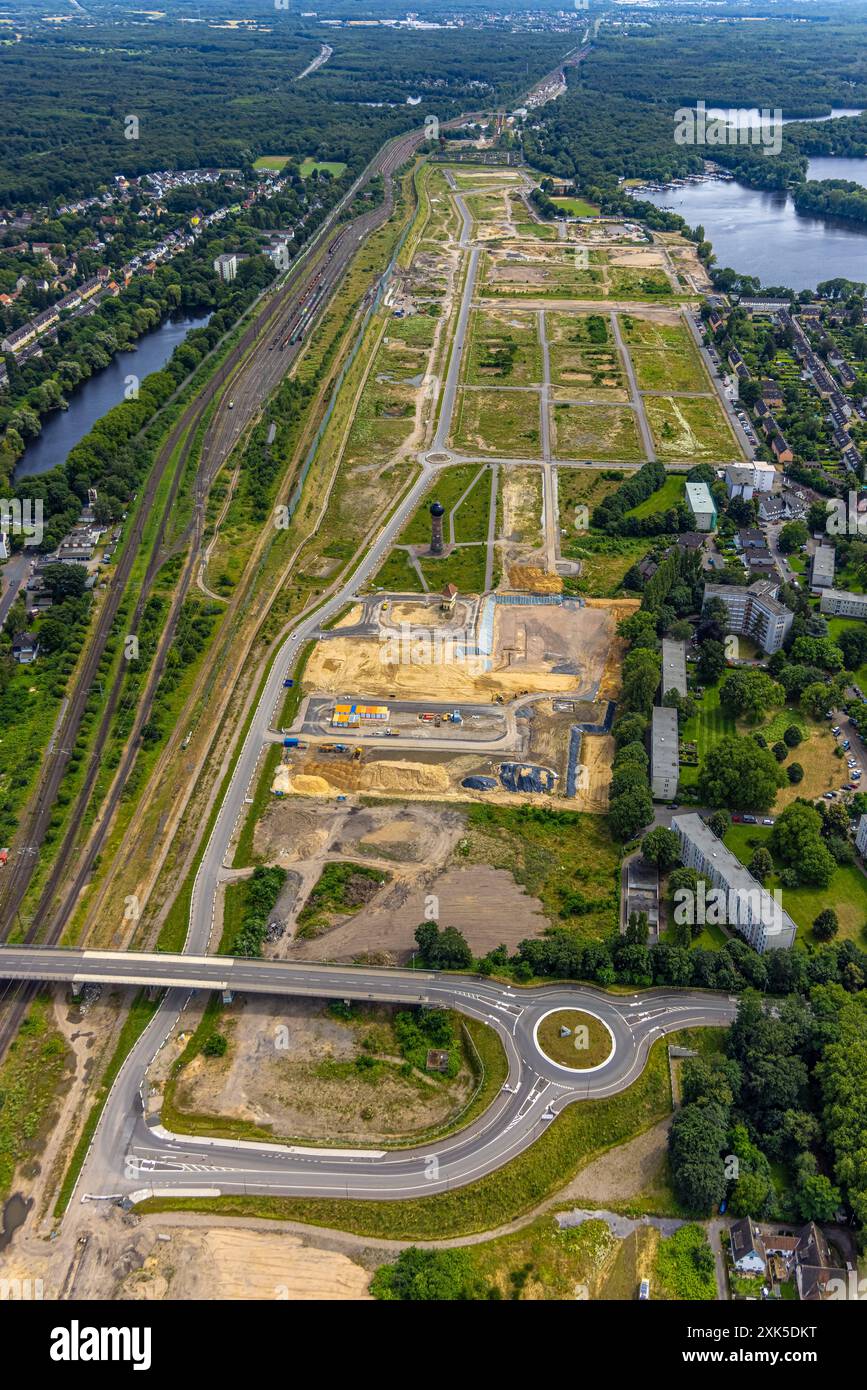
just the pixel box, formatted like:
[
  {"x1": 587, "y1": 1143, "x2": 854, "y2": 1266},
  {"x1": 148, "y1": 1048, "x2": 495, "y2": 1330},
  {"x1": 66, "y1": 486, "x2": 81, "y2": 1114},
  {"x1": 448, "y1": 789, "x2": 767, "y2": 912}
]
[
  {"x1": 651, "y1": 705, "x2": 679, "y2": 801},
  {"x1": 671, "y1": 813, "x2": 797, "y2": 952},
  {"x1": 661, "y1": 638, "x2": 687, "y2": 700},
  {"x1": 702, "y1": 579, "x2": 793, "y2": 655},
  {"x1": 819, "y1": 589, "x2": 867, "y2": 620}
]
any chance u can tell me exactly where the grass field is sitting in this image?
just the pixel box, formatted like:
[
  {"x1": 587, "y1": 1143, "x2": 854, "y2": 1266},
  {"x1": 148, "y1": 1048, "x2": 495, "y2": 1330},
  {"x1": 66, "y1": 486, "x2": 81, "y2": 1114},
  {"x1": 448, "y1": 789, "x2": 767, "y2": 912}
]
[
  {"x1": 451, "y1": 386, "x2": 540, "y2": 456},
  {"x1": 399, "y1": 465, "x2": 491, "y2": 545},
  {"x1": 552, "y1": 401, "x2": 643, "y2": 462},
  {"x1": 826, "y1": 616, "x2": 867, "y2": 689},
  {"x1": 678, "y1": 684, "x2": 735, "y2": 787},
  {"x1": 371, "y1": 548, "x2": 423, "y2": 592},
  {"x1": 551, "y1": 196, "x2": 600, "y2": 217},
  {"x1": 725, "y1": 823, "x2": 867, "y2": 945},
  {"x1": 299, "y1": 158, "x2": 347, "y2": 179},
  {"x1": 645, "y1": 395, "x2": 741, "y2": 462},
  {"x1": 253, "y1": 155, "x2": 290, "y2": 170},
  {"x1": 419, "y1": 545, "x2": 488, "y2": 594},
  {"x1": 625, "y1": 473, "x2": 684, "y2": 519}
]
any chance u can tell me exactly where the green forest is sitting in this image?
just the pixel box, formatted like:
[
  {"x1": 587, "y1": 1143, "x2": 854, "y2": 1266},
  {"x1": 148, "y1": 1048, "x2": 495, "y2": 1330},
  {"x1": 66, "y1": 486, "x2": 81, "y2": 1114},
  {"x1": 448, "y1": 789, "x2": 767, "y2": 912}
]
[{"x1": 0, "y1": 18, "x2": 566, "y2": 205}]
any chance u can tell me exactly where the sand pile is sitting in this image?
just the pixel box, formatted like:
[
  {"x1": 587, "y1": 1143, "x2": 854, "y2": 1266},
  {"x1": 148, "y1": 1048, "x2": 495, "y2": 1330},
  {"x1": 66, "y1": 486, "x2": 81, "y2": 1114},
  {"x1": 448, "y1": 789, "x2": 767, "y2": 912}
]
[
  {"x1": 291, "y1": 774, "x2": 335, "y2": 796},
  {"x1": 507, "y1": 565, "x2": 563, "y2": 593},
  {"x1": 360, "y1": 761, "x2": 450, "y2": 794},
  {"x1": 271, "y1": 764, "x2": 292, "y2": 795}
]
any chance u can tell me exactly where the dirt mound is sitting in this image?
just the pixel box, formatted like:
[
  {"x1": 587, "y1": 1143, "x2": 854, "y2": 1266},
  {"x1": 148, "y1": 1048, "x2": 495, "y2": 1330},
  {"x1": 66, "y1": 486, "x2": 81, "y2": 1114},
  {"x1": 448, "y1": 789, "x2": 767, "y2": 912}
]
[
  {"x1": 359, "y1": 760, "x2": 450, "y2": 794},
  {"x1": 271, "y1": 764, "x2": 292, "y2": 795},
  {"x1": 506, "y1": 565, "x2": 563, "y2": 593},
  {"x1": 291, "y1": 774, "x2": 336, "y2": 796}
]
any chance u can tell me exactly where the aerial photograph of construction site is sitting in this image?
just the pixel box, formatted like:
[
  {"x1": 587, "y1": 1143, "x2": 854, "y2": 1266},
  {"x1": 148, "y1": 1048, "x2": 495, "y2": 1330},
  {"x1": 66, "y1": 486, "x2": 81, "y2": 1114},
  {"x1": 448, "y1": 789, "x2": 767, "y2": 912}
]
[{"x1": 10, "y1": 10, "x2": 867, "y2": 1339}]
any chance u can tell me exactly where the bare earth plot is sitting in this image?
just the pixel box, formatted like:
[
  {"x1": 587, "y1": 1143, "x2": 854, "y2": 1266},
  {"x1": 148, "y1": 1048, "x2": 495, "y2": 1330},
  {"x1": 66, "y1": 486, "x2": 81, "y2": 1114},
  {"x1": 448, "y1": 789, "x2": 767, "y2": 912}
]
[
  {"x1": 171, "y1": 995, "x2": 479, "y2": 1142},
  {"x1": 480, "y1": 243, "x2": 607, "y2": 300},
  {"x1": 285, "y1": 864, "x2": 550, "y2": 963},
  {"x1": 118, "y1": 1227, "x2": 372, "y2": 1302},
  {"x1": 645, "y1": 395, "x2": 741, "y2": 462},
  {"x1": 450, "y1": 385, "x2": 540, "y2": 456},
  {"x1": 547, "y1": 311, "x2": 628, "y2": 402},
  {"x1": 551, "y1": 401, "x2": 644, "y2": 462}
]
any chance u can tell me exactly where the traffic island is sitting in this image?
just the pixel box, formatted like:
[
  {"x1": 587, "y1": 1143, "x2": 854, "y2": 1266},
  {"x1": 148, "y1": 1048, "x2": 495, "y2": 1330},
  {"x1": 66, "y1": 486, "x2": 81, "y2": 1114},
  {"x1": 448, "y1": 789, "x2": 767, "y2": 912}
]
[{"x1": 534, "y1": 1008, "x2": 614, "y2": 1071}]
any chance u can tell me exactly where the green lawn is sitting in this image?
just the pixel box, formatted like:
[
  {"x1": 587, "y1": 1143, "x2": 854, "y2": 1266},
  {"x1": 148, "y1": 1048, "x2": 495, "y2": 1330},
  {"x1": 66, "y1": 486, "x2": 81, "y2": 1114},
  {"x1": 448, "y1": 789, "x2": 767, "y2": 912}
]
[
  {"x1": 253, "y1": 155, "x2": 290, "y2": 170},
  {"x1": 724, "y1": 823, "x2": 867, "y2": 946},
  {"x1": 299, "y1": 158, "x2": 347, "y2": 179},
  {"x1": 678, "y1": 684, "x2": 735, "y2": 787},
  {"x1": 826, "y1": 616, "x2": 867, "y2": 688},
  {"x1": 551, "y1": 196, "x2": 600, "y2": 217},
  {"x1": 625, "y1": 473, "x2": 684, "y2": 520}
]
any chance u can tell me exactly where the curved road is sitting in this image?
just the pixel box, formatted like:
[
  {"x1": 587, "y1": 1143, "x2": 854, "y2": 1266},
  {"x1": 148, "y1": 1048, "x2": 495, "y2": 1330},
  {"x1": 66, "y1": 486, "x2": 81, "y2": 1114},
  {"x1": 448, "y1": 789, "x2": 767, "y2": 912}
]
[{"x1": 0, "y1": 946, "x2": 735, "y2": 1202}]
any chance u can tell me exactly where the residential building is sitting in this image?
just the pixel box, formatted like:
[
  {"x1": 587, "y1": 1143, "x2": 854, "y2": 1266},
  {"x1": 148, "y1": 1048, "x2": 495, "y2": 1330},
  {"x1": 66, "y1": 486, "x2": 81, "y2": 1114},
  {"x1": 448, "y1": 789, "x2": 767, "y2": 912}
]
[
  {"x1": 856, "y1": 814, "x2": 867, "y2": 858},
  {"x1": 12, "y1": 631, "x2": 40, "y2": 664},
  {"x1": 730, "y1": 1218, "x2": 767, "y2": 1277},
  {"x1": 685, "y1": 480, "x2": 716, "y2": 532},
  {"x1": 650, "y1": 705, "x2": 679, "y2": 801},
  {"x1": 213, "y1": 252, "x2": 238, "y2": 282},
  {"x1": 724, "y1": 461, "x2": 777, "y2": 499},
  {"x1": 671, "y1": 813, "x2": 797, "y2": 952},
  {"x1": 811, "y1": 544, "x2": 835, "y2": 590},
  {"x1": 661, "y1": 638, "x2": 687, "y2": 700},
  {"x1": 820, "y1": 589, "x2": 867, "y2": 620},
  {"x1": 735, "y1": 528, "x2": 765, "y2": 551},
  {"x1": 771, "y1": 433, "x2": 793, "y2": 465},
  {"x1": 703, "y1": 579, "x2": 793, "y2": 654}
]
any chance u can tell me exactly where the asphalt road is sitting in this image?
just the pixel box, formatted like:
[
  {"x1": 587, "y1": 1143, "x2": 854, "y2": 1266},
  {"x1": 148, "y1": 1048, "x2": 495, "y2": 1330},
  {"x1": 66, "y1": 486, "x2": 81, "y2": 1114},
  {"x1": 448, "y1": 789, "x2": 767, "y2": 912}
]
[{"x1": 0, "y1": 945, "x2": 736, "y2": 1202}]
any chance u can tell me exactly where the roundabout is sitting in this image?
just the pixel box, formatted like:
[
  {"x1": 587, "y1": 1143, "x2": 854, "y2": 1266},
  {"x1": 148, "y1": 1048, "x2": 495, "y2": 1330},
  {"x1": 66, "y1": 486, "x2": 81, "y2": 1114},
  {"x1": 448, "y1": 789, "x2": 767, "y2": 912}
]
[{"x1": 534, "y1": 1007, "x2": 615, "y2": 1073}]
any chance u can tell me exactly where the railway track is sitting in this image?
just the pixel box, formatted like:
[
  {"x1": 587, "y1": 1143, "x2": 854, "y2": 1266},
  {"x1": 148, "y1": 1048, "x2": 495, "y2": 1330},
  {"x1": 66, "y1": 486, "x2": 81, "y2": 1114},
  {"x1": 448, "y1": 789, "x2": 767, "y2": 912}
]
[{"x1": 0, "y1": 125, "x2": 424, "y2": 1059}]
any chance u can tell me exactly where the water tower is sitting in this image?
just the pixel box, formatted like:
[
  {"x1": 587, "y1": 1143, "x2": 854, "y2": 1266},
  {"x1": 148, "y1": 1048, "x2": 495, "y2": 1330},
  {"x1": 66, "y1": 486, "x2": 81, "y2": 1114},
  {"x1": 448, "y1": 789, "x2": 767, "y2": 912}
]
[{"x1": 429, "y1": 500, "x2": 445, "y2": 555}]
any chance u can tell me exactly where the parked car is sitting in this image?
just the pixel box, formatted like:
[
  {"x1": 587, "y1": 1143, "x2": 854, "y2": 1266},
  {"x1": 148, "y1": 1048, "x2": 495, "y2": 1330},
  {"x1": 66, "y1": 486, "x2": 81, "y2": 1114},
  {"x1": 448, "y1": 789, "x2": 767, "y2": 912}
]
[{"x1": 743, "y1": 815, "x2": 757, "y2": 824}]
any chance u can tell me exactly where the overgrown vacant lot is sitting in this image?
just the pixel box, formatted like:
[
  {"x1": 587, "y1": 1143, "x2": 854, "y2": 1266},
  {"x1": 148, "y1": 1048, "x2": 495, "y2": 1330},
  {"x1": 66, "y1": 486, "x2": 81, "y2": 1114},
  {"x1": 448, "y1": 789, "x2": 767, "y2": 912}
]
[
  {"x1": 547, "y1": 311, "x2": 628, "y2": 401},
  {"x1": 480, "y1": 244, "x2": 607, "y2": 299},
  {"x1": 608, "y1": 266, "x2": 673, "y2": 300},
  {"x1": 461, "y1": 803, "x2": 620, "y2": 942},
  {"x1": 620, "y1": 315, "x2": 710, "y2": 393},
  {"x1": 551, "y1": 401, "x2": 643, "y2": 462},
  {"x1": 166, "y1": 996, "x2": 502, "y2": 1147},
  {"x1": 451, "y1": 385, "x2": 540, "y2": 456},
  {"x1": 463, "y1": 306, "x2": 542, "y2": 386},
  {"x1": 645, "y1": 394, "x2": 741, "y2": 462}
]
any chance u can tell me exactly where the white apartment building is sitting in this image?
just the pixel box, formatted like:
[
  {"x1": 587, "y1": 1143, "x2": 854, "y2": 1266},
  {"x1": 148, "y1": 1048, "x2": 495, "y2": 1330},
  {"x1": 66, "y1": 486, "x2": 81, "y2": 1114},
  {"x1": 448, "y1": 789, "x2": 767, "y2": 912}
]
[
  {"x1": 685, "y1": 481, "x2": 717, "y2": 532},
  {"x1": 651, "y1": 705, "x2": 679, "y2": 801},
  {"x1": 811, "y1": 544, "x2": 835, "y2": 591},
  {"x1": 820, "y1": 589, "x2": 867, "y2": 620},
  {"x1": 703, "y1": 579, "x2": 793, "y2": 654},
  {"x1": 724, "y1": 461, "x2": 778, "y2": 499},
  {"x1": 661, "y1": 638, "x2": 687, "y2": 700},
  {"x1": 672, "y1": 813, "x2": 797, "y2": 952},
  {"x1": 856, "y1": 814, "x2": 867, "y2": 858}
]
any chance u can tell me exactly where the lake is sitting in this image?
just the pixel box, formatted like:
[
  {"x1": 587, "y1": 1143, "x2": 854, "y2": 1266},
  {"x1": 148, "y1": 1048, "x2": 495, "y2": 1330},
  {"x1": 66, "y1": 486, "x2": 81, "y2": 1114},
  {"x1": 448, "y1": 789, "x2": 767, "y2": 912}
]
[
  {"x1": 636, "y1": 161, "x2": 867, "y2": 290},
  {"x1": 14, "y1": 310, "x2": 212, "y2": 481}
]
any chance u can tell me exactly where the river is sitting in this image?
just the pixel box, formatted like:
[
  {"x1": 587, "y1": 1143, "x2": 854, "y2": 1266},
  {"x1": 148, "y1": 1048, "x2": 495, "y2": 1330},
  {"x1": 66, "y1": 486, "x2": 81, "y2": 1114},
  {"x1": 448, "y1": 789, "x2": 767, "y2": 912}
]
[
  {"x1": 635, "y1": 157, "x2": 867, "y2": 291},
  {"x1": 14, "y1": 310, "x2": 212, "y2": 481}
]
